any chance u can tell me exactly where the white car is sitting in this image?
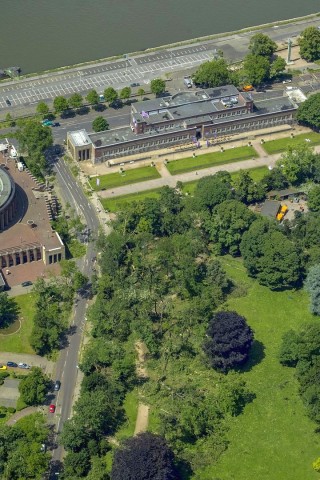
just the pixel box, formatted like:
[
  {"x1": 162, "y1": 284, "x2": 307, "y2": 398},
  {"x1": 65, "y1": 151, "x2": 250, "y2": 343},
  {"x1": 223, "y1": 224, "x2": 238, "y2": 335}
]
[
  {"x1": 282, "y1": 80, "x2": 292, "y2": 84},
  {"x1": 18, "y1": 363, "x2": 31, "y2": 369}
]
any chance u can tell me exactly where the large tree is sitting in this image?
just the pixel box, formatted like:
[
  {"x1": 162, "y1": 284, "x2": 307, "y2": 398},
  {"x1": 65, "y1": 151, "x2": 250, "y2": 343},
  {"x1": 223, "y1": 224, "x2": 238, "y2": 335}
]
[
  {"x1": 277, "y1": 143, "x2": 318, "y2": 184},
  {"x1": 296, "y1": 93, "x2": 320, "y2": 131},
  {"x1": 234, "y1": 170, "x2": 266, "y2": 204},
  {"x1": 104, "y1": 87, "x2": 118, "y2": 105},
  {"x1": 69, "y1": 93, "x2": 83, "y2": 109},
  {"x1": 86, "y1": 89, "x2": 100, "y2": 106},
  {"x1": 248, "y1": 33, "x2": 277, "y2": 58},
  {"x1": 194, "y1": 171, "x2": 232, "y2": 213},
  {"x1": 16, "y1": 119, "x2": 53, "y2": 176},
  {"x1": 92, "y1": 116, "x2": 109, "y2": 132},
  {"x1": 111, "y1": 432, "x2": 178, "y2": 480},
  {"x1": 0, "y1": 293, "x2": 19, "y2": 328},
  {"x1": 308, "y1": 185, "x2": 320, "y2": 212},
  {"x1": 206, "y1": 199, "x2": 256, "y2": 256},
  {"x1": 53, "y1": 95, "x2": 69, "y2": 114},
  {"x1": 150, "y1": 78, "x2": 166, "y2": 96},
  {"x1": 36, "y1": 101, "x2": 49, "y2": 117},
  {"x1": 243, "y1": 54, "x2": 270, "y2": 86},
  {"x1": 240, "y1": 218, "x2": 302, "y2": 290},
  {"x1": 203, "y1": 311, "x2": 254, "y2": 373},
  {"x1": 298, "y1": 26, "x2": 320, "y2": 62},
  {"x1": 18, "y1": 367, "x2": 51, "y2": 405},
  {"x1": 305, "y1": 264, "x2": 320, "y2": 315},
  {"x1": 270, "y1": 56, "x2": 286, "y2": 79},
  {"x1": 120, "y1": 86, "x2": 131, "y2": 101},
  {"x1": 193, "y1": 58, "x2": 231, "y2": 87}
]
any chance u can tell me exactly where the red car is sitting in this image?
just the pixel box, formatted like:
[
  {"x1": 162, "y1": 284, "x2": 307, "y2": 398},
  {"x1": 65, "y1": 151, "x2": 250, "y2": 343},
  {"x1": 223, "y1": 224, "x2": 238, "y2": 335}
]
[{"x1": 49, "y1": 404, "x2": 56, "y2": 413}]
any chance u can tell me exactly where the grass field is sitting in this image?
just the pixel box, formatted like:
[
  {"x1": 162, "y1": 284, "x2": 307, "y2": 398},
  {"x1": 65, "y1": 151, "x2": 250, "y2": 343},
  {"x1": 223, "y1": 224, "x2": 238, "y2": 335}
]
[
  {"x1": 263, "y1": 132, "x2": 320, "y2": 154},
  {"x1": 199, "y1": 256, "x2": 320, "y2": 480},
  {"x1": 0, "y1": 294, "x2": 35, "y2": 354},
  {"x1": 89, "y1": 166, "x2": 160, "y2": 191},
  {"x1": 182, "y1": 165, "x2": 269, "y2": 195},
  {"x1": 101, "y1": 188, "x2": 162, "y2": 212},
  {"x1": 166, "y1": 146, "x2": 258, "y2": 175},
  {"x1": 115, "y1": 389, "x2": 139, "y2": 441}
]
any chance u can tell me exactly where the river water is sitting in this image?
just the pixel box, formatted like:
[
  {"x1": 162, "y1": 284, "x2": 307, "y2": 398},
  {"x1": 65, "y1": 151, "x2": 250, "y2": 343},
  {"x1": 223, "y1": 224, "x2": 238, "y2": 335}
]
[{"x1": 1, "y1": 1, "x2": 319, "y2": 74}]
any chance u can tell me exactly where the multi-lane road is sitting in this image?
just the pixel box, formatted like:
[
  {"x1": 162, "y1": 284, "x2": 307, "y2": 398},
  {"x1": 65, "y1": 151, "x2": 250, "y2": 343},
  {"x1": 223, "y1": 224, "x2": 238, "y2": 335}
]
[
  {"x1": 47, "y1": 157, "x2": 100, "y2": 477},
  {"x1": 0, "y1": 16, "x2": 319, "y2": 111}
]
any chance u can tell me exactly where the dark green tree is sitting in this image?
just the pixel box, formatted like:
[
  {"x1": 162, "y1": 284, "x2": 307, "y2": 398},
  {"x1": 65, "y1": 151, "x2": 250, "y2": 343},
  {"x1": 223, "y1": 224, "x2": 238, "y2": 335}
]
[
  {"x1": 137, "y1": 87, "x2": 145, "y2": 98},
  {"x1": 63, "y1": 450, "x2": 91, "y2": 478},
  {"x1": 234, "y1": 170, "x2": 266, "y2": 203},
  {"x1": 16, "y1": 119, "x2": 53, "y2": 176},
  {"x1": 308, "y1": 185, "x2": 320, "y2": 212},
  {"x1": 69, "y1": 93, "x2": 83, "y2": 109},
  {"x1": 207, "y1": 199, "x2": 256, "y2": 256},
  {"x1": 203, "y1": 311, "x2": 254, "y2": 373},
  {"x1": 86, "y1": 89, "x2": 100, "y2": 105},
  {"x1": 92, "y1": 116, "x2": 109, "y2": 132},
  {"x1": 270, "y1": 56, "x2": 286, "y2": 79},
  {"x1": 277, "y1": 143, "x2": 317, "y2": 184},
  {"x1": 120, "y1": 86, "x2": 131, "y2": 101},
  {"x1": 305, "y1": 264, "x2": 320, "y2": 315},
  {"x1": 111, "y1": 432, "x2": 178, "y2": 480},
  {"x1": 150, "y1": 78, "x2": 166, "y2": 96},
  {"x1": 53, "y1": 96, "x2": 69, "y2": 113},
  {"x1": 298, "y1": 26, "x2": 320, "y2": 62},
  {"x1": 36, "y1": 102, "x2": 49, "y2": 117},
  {"x1": 194, "y1": 171, "x2": 232, "y2": 213},
  {"x1": 248, "y1": 33, "x2": 277, "y2": 57},
  {"x1": 104, "y1": 87, "x2": 118, "y2": 105},
  {"x1": 18, "y1": 367, "x2": 51, "y2": 406},
  {"x1": 243, "y1": 54, "x2": 270, "y2": 86},
  {"x1": 193, "y1": 58, "x2": 231, "y2": 87},
  {"x1": 296, "y1": 93, "x2": 320, "y2": 131}
]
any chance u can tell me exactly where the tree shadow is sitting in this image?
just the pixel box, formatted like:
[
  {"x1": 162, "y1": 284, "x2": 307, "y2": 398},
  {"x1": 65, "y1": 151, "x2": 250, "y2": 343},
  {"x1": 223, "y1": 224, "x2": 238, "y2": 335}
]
[
  {"x1": 236, "y1": 340, "x2": 265, "y2": 373},
  {"x1": 61, "y1": 109, "x2": 75, "y2": 119},
  {"x1": 176, "y1": 458, "x2": 193, "y2": 480},
  {"x1": 77, "y1": 106, "x2": 90, "y2": 115},
  {"x1": 93, "y1": 104, "x2": 106, "y2": 112},
  {"x1": 0, "y1": 296, "x2": 20, "y2": 329}
]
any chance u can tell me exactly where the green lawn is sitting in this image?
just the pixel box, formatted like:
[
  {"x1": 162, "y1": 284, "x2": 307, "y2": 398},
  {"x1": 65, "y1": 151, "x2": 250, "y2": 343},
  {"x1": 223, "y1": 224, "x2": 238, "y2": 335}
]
[
  {"x1": 182, "y1": 165, "x2": 269, "y2": 195},
  {"x1": 115, "y1": 389, "x2": 139, "y2": 441},
  {"x1": 0, "y1": 294, "x2": 35, "y2": 354},
  {"x1": 166, "y1": 146, "x2": 258, "y2": 175},
  {"x1": 89, "y1": 166, "x2": 160, "y2": 191},
  {"x1": 200, "y1": 256, "x2": 320, "y2": 480},
  {"x1": 101, "y1": 188, "x2": 162, "y2": 212},
  {"x1": 263, "y1": 132, "x2": 320, "y2": 154}
]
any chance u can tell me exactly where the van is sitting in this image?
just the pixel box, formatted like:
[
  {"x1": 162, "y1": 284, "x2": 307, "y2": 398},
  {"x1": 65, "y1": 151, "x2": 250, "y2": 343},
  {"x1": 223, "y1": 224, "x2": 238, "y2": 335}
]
[
  {"x1": 242, "y1": 85, "x2": 254, "y2": 92},
  {"x1": 184, "y1": 76, "x2": 193, "y2": 88}
]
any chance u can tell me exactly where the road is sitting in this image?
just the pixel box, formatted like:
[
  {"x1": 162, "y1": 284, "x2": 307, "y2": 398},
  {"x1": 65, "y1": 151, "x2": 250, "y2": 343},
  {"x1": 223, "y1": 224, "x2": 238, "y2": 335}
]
[
  {"x1": 47, "y1": 157, "x2": 100, "y2": 478},
  {"x1": 0, "y1": 16, "x2": 319, "y2": 112}
]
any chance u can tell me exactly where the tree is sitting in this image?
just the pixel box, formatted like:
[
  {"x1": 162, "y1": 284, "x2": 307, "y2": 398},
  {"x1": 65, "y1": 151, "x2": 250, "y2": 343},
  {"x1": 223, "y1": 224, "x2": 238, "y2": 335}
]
[
  {"x1": 18, "y1": 367, "x2": 51, "y2": 405},
  {"x1": 234, "y1": 170, "x2": 265, "y2": 203},
  {"x1": 298, "y1": 26, "x2": 320, "y2": 62},
  {"x1": 120, "y1": 86, "x2": 131, "y2": 101},
  {"x1": 194, "y1": 171, "x2": 232, "y2": 213},
  {"x1": 36, "y1": 101, "x2": 49, "y2": 117},
  {"x1": 69, "y1": 93, "x2": 83, "y2": 109},
  {"x1": 60, "y1": 417, "x2": 90, "y2": 452},
  {"x1": 104, "y1": 87, "x2": 118, "y2": 105},
  {"x1": 243, "y1": 54, "x2": 270, "y2": 86},
  {"x1": 296, "y1": 93, "x2": 320, "y2": 131},
  {"x1": 259, "y1": 166, "x2": 289, "y2": 191},
  {"x1": 150, "y1": 78, "x2": 166, "y2": 96},
  {"x1": 53, "y1": 96, "x2": 69, "y2": 114},
  {"x1": 249, "y1": 33, "x2": 277, "y2": 57},
  {"x1": 111, "y1": 432, "x2": 178, "y2": 480},
  {"x1": 203, "y1": 311, "x2": 254, "y2": 373},
  {"x1": 63, "y1": 450, "x2": 91, "y2": 478},
  {"x1": 193, "y1": 58, "x2": 231, "y2": 87},
  {"x1": 206, "y1": 200, "x2": 256, "y2": 256},
  {"x1": 305, "y1": 264, "x2": 320, "y2": 315},
  {"x1": 270, "y1": 56, "x2": 286, "y2": 79},
  {"x1": 16, "y1": 119, "x2": 53, "y2": 176},
  {"x1": 308, "y1": 185, "x2": 320, "y2": 212},
  {"x1": 86, "y1": 89, "x2": 100, "y2": 105},
  {"x1": 277, "y1": 143, "x2": 317, "y2": 184},
  {"x1": 92, "y1": 116, "x2": 109, "y2": 132},
  {"x1": 137, "y1": 87, "x2": 145, "y2": 98},
  {"x1": 240, "y1": 218, "x2": 302, "y2": 290},
  {"x1": 0, "y1": 293, "x2": 19, "y2": 328}
]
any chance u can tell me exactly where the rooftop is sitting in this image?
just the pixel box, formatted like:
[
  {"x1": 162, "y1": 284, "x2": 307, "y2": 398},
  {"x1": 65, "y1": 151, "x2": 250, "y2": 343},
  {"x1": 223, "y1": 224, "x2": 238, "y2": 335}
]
[
  {"x1": 0, "y1": 166, "x2": 15, "y2": 210},
  {"x1": 261, "y1": 200, "x2": 281, "y2": 218},
  {"x1": 68, "y1": 129, "x2": 92, "y2": 147}
]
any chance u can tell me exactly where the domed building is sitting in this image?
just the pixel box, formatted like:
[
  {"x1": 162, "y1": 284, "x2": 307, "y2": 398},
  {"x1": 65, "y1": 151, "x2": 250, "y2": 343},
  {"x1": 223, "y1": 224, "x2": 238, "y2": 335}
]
[{"x1": 0, "y1": 166, "x2": 17, "y2": 231}]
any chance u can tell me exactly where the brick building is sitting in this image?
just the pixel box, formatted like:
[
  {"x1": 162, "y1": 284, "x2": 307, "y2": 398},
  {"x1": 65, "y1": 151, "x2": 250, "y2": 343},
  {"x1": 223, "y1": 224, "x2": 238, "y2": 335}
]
[{"x1": 67, "y1": 85, "x2": 302, "y2": 165}]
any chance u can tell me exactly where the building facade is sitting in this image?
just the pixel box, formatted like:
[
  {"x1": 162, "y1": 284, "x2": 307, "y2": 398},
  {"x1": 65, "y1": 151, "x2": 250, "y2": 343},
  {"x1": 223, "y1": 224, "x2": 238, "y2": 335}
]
[
  {"x1": 0, "y1": 167, "x2": 17, "y2": 231},
  {"x1": 67, "y1": 85, "x2": 301, "y2": 165}
]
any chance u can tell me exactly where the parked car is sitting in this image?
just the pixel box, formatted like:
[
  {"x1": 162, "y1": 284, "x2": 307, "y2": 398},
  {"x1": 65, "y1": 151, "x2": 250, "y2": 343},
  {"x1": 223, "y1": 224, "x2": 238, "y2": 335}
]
[
  {"x1": 5, "y1": 99, "x2": 11, "y2": 106},
  {"x1": 282, "y1": 79, "x2": 292, "y2": 84},
  {"x1": 51, "y1": 122, "x2": 60, "y2": 127},
  {"x1": 18, "y1": 363, "x2": 31, "y2": 369},
  {"x1": 49, "y1": 404, "x2": 56, "y2": 413},
  {"x1": 53, "y1": 380, "x2": 61, "y2": 391},
  {"x1": 0, "y1": 365, "x2": 7, "y2": 370},
  {"x1": 6, "y1": 362, "x2": 18, "y2": 368},
  {"x1": 21, "y1": 281, "x2": 32, "y2": 287},
  {"x1": 130, "y1": 82, "x2": 140, "y2": 87}
]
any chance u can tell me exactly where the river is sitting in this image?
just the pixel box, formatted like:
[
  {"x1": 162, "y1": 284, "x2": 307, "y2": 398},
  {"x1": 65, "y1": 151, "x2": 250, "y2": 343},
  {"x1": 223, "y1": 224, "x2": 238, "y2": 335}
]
[{"x1": 1, "y1": 1, "x2": 319, "y2": 74}]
